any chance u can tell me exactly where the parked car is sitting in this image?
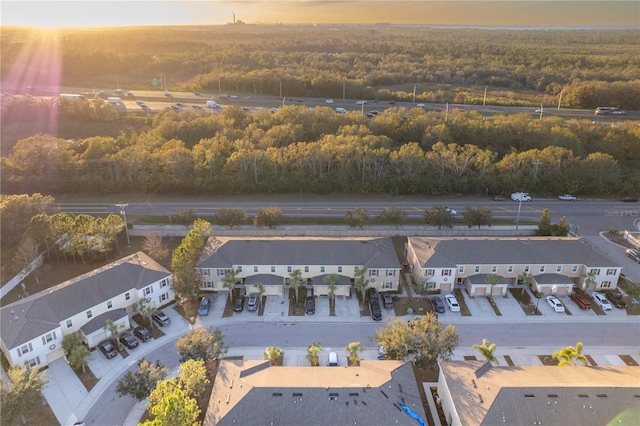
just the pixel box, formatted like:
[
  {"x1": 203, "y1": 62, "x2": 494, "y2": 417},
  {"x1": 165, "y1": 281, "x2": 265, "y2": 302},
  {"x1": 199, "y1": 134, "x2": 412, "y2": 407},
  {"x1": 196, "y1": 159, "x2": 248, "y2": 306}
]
[
  {"x1": 198, "y1": 296, "x2": 211, "y2": 316},
  {"x1": 605, "y1": 291, "x2": 627, "y2": 309},
  {"x1": 98, "y1": 340, "x2": 118, "y2": 359},
  {"x1": 431, "y1": 295, "x2": 445, "y2": 313},
  {"x1": 133, "y1": 326, "x2": 151, "y2": 342},
  {"x1": 233, "y1": 297, "x2": 244, "y2": 312},
  {"x1": 305, "y1": 296, "x2": 316, "y2": 315},
  {"x1": 626, "y1": 248, "x2": 640, "y2": 263},
  {"x1": 545, "y1": 296, "x2": 565, "y2": 313},
  {"x1": 620, "y1": 196, "x2": 638, "y2": 202},
  {"x1": 558, "y1": 194, "x2": 577, "y2": 201},
  {"x1": 592, "y1": 292, "x2": 612, "y2": 310},
  {"x1": 382, "y1": 294, "x2": 393, "y2": 309},
  {"x1": 152, "y1": 310, "x2": 171, "y2": 326},
  {"x1": 119, "y1": 332, "x2": 139, "y2": 349},
  {"x1": 247, "y1": 295, "x2": 259, "y2": 311},
  {"x1": 328, "y1": 351, "x2": 338, "y2": 366},
  {"x1": 569, "y1": 289, "x2": 592, "y2": 309},
  {"x1": 370, "y1": 302, "x2": 382, "y2": 321},
  {"x1": 444, "y1": 294, "x2": 460, "y2": 312},
  {"x1": 367, "y1": 288, "x2": 379, "y2": 304}
]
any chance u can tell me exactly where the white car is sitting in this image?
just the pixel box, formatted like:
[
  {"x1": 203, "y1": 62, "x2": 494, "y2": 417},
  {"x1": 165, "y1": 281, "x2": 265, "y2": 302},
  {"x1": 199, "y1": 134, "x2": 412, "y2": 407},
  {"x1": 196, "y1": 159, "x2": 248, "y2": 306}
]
[
  {"x1": 416, "y1": 103, "x2": 425, "y2": 107},
  {"x1": 545, "y1": 296, "x2": 565, "y2": 313},
  {"x1": 445, "y1": 207, "x2": 457, "y2": 216},
  {"x1": 535, "y1": 108, "x2": 543, "y2": 113},
  {"x1": 558, "y1": 194, "x2": 576, "y2": 201},
  {"x1": 356, "y1": 100, "x2": 367, "y2": 105},
  {"x1": 592, "y1": 292, "x2": 612, "y2": 310},
  {"x1": 444, "y1": 294, "x2": 460, "y2": 312},
  {"x1": 325, "y1": 99, "x2": 334, "y2": 104}
]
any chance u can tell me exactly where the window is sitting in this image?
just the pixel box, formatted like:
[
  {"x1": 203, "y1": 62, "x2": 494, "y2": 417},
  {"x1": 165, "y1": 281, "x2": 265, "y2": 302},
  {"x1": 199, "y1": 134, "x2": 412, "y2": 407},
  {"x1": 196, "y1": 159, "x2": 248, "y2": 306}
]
[
  {"x1": 491, "y1": 265, "x2": 497, "y2": 273},
  {"x1": 606, "y1": 268, "x2": 616, "y2": 275},
  {"x1": 19, "y1": 344, "x2": 31, "y2": 356},
  {"x1": 237, "y1": 266, "x2": 242, "y2": 272},
  {"x1": 508, "y1": 265, "x2": 514, "y2": 273},
  {"x1": 426, "y1": 281, "x2": 437, "y2": 290},
  {"x1": 160, "y1": 279, "x2": 168, "y2": 288},
  {"x1": 125, "y1": 292, "x2": 131, "y2": 301},
  {"x1": 218, "y1": 269, "x2": 226, "y2": 276},
  {"x1": 107, "y1": 300, "x2": 113, "y2": 309},
  {"x1": 386, "y1": 269, "x2": 395, "y2": 277},
  {"x1": 66, "y1": 319, "x2": 73, "y2": 328},
  {"x1": 85, "y1": 310, "x2": 93, "y2": 319},
  {"x1": 600, "y1": 281, "x2": 612, "y2": 288},
  {"x1": 254, "y1": 266, "x2": 258, "y2": 273},
  {"x1": 26, "y1": 357, "x2": 39, "y2": 369},
  {"x1": 321, "y1": 266, "x2": 326, "y2": 273},
  {"x1": 383, "y1": 282, "x2": 393, "y2": 289},
  {"x1": 441, "y1": 269, "x2": 451, "y2": 276},
  {"x1": 338, "y1": 266, "x2": 342, "y2": 273},
  {"x1": 42, "y1": 332, "x2": 56, "y2": 344},
  {"x1": 202, "y1": 269, "x2": 210, "y2": 276},
  {"x1": 458, "y1": 265, "x2": 464, "y2": 273},
  {"x1": 271, "y1": 266, "x2": 276, "y2": 273},
  {"x1": 369, "y1": 269, "x2": 378, "y2": 277},
  {"x1": 160, "y1": 292, "x2": 169, "y2": 302},
  {"x1": 556, "y1": 265, "x2": 562, "y2": 273},
  {"x1": 354, "y1": 266, "x2": 360, "y2": 273},
  {"x1": 305, "y1": 266, "x2": 309, "y2": 273},
  {"x1": 287, "y1": 266, "x2": 292, "y2": 273},
  {"x1": 205, "y1": 281, "x2": 214, "y2": 289},
  {"x1": 144, "y1": 286, "x2": 153, "y2": 296},
  {"x1": 539, "y1": 265, "x2": 546, "y2": 273},
  {"x1": 572, "y1": 265, "x2": 579, "y2": 273},
  {"x1": 474, "y1": 265, "x2": 480, "y2": 273},
  {"x1": 425, "y1": 269, "x2": 434, "y2": 276},
  {"x1": 524, "y1": 265, "x2": 530, "y2": 273},
  {"x1": 590, "y1": 268, "x2": 601, "y2": 275}
]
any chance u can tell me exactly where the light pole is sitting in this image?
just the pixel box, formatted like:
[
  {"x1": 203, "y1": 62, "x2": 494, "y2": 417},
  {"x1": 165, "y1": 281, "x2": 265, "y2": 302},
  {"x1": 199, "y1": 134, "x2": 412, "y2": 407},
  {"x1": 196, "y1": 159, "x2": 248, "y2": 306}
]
[
  {"x1": 116, "y1": 203, "x2": 131, "y2": 247},
  {"x1": 275, "y1": 78, "x2": 282, "y2": 98},
  {"x1": 217, "y1": 78, "x2": 221, "y2": 95},
  {"x1": 515, "y1": 195, "x2": 523, "y2": 234},
  {"x1": 557, "y1": 89, "x2": 564, "y2": 110}
]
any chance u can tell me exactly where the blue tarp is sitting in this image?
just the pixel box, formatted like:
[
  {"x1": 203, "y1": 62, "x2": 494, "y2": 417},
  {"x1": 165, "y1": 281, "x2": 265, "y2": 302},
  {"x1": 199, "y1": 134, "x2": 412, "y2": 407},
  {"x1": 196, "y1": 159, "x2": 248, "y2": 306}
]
[{"x1": 396, "y1": 401, "x2": 426, "y2": 426}]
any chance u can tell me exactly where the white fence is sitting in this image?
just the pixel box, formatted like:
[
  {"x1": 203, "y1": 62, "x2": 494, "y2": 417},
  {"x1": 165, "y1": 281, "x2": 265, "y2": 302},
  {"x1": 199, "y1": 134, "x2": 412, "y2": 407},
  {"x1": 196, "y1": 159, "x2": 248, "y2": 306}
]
[{"x1": 0, "y1": 254, "x2": 43, "y2": 299}]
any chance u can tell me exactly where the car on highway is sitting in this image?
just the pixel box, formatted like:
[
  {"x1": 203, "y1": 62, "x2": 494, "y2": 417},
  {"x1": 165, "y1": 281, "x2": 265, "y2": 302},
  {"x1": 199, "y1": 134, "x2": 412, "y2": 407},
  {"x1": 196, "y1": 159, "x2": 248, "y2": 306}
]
[
  {"x1": 535, "y1": 108, "x2": 543, "y2": 113},
  {"x1": 247, "y1": 295, "x2": 259, "y2": 311},
  {"x1": 604, "y1": 291, "x2": 627, "y2": 309},
  {"x1": 325, "y1": 99, "x2": 334, "y2": 104},
  {"x1": 356, "y1": 100, "x2": 367, "y2": 105},
  {"x1": 233, "y1": 297, "x2": 244, "y2": 312},
  {"x1": 545, "y1": 295, "x2": 565, "y2": 313},
  {"x1": 592, "y1": 292, "x2": 612, "y2": 310},
  {"x1": 621, "y1": 196, "x2": 638, "y2": 202},
  {"x1": 152, "y1": 311, "x2": 171, "y2": 326},
  {"x1": 444, "y1": 294, "x2": 460, "y2": 312},
  {"x1": 305, "y1": 296, "x2": 315, "y2": 315},
  {"x1": 198, "y1": 296, "x2": 211, "y2": 316},
  {"x1": 133, "y1": 326, "x2": 151, "y2": 342},
  {"x1": 136, "y1": 99, "x2": 144, "y2": 105},
  {"x1": 416, "y1": 103, "x2": 425, "y2": 107},
  {"x1": 569, "y1": 288, "x2": 592, "y2": 309},
  {"x1": 119, "y1": 332, "x2": 139, "y2": 349},
  {"x1": 431, "y1": 295, "x2": 445, "y2": 313},
  {"x1": 445, "y1": 207, "x2": 457, "y2": 216},
  {"x1": 626, "y1": 249, "x2": 640, "y2": 263},
  {"x1": 558, "y1": 194, "x2": 577, "y2": 201},
  {"x1": 98, "y1": 340, "x2": 118, "y2": 359}
]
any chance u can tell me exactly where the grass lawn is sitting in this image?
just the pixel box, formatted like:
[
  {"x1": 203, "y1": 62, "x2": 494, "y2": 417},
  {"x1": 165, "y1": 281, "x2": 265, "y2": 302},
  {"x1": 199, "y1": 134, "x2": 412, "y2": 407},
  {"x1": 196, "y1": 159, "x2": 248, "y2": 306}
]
[{"x1": 7, "y1": 394, "x2": 60, "y2": 426}]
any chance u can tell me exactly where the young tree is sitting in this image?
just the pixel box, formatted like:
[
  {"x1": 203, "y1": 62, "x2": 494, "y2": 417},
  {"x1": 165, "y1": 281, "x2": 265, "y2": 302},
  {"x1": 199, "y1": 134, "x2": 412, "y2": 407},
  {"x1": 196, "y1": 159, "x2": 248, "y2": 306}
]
[
  {"x1": 0, "y1": 364, "x2": 48, "y2": 425},
  {"x1": 517, "y1": 271, "x2": 532, "y2": 296},
  {"x1": 212, "y1": 208, "x2": 248, "y2": 229},
  {"x1": 345, "y1": 208, "x2": 369, "y2": 229},
  {"x1": 375, "y1": 314, "x2": 459, "y2": 368},
  {"x1": 345, "y1": 342, "x2": 365, "y2": 367},
  {"x1": 551, "y1": 216, "x2": 570, "y2": 236},
  {"x1": 69, "y1": 344, "x2": 91, "y2": 374},
  {"x1": 536, "y1": 208, "x2": 553, "y2": 236},
  {"x1": 116, "y1": 358, "x2": 168, "y2": 401},
  {"x1": 413, "y1": 275, "x2": 431, "y2": 302},
  {"x1": 263, "y1": 346, "x2": 284, "y2": 366},
  {"x1": 472, "y1": 339, "x2": 498, "y2": 364},
  {"x1": 485, "y1": 273, "x2": 500, "y2": 294},
  {"x1": 354, "y1": 267, "x2": 369, "y2": 305},
  {"x1": 142, "y1": 234, "x2": 170, "y2": 263},
  {"x1": 289, "y1": 269, "x2": 303, "y2": 305},
  {"x1": 12, "y1": 235, "x2": 41, "y2": 280},
  {"x1": 324, "y1": 273, "x2": 338, "y2": 305},
  {"x1": 253, "y1": 282, "x2": 265, "y2": 308},
  {"x1": 171, "y1": 219, "x2": 211, "y2": 304},
  {"x1": 253, "y1": 207, "x2": 282, "y2": 229},
  {"x1": 423, "y1": 206, "x2": 454, "y2": 229},
  {"x1": 463, "y1": 206, "x2": 492, "y2": 229},
  {"x1": 377, "y1": 206, "x2": 407, "y2": 229},
  {"x1": 552, "y1": 342, "x2": 588, "y2": 366},
  {"x1": 142, "y1": 381, "x2": 199, "y2": 426},
  {"x1": 176, "y1": 359, "x2": 210, "y2": 400},
  {"x1": 306, "y1": 341, "x2": 324, "y2": 366},
  {"x1": 176, "y1": 327, "x2": 227, "y2": 363},
  {"x1": 222, "y1": 267, "x2": 239, "y2": 297},
  {"x1": 134, "y1": 297, "x2": 158, "y2": 331},
  {"x1": 105, "y1": 319, "x2": 122, "y2": 350}
]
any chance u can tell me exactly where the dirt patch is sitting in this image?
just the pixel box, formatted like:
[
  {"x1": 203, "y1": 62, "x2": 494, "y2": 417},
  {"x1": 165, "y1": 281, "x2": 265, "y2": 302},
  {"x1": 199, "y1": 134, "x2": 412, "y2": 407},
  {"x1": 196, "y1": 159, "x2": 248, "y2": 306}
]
[
  {"x1": 393, "y1": 296, "x2": 434, "y2": 317},
  {"x1": 7, "y1": 393, "x2": 59, "y2": 426},
  {"x1": 585, "y1": 355, "x2": 598, "y2": 366},
  {"x1": 538, "y1": 355, "x2": 558, "y2": 366},
  {"x1": 509, "y1": 288, "x2": 540, "y2": 315},
  {"x1": 258, "y1": 296, "x2": 266, "y2": 316},
  {"x1": 504, "y1": 355, "x2": 515, "y2": 366},
  {"x1": 222, "y1": 294, "x2": 234, "y2": 317},
  {"x1": 74, "y1": 365, "x2": 99, "y2": 392},
  {"x1": 487, "y1": 296, "x2": 502, "y2": 316},
  {"x1": 454, "y1": 289, "x2": 472, "y2": 316},
  {"x1": 620, "y1": 355, "x2": 639, "y2": 366},
  {"x1": 429, "y1": 386, "x2": 448, "y2": 426},
  {"x1": 132, "y1": 314, "x2": 165, "y2": 339},
  {"x1": 174, "y1": 300, "x2": 198, "y2": 323},
  {"x1": 330, "y1": 297, "x2": 336, "y2": 316},
  {"x1": 412, "y1": 363, "x2": 440, "y2": 426}
]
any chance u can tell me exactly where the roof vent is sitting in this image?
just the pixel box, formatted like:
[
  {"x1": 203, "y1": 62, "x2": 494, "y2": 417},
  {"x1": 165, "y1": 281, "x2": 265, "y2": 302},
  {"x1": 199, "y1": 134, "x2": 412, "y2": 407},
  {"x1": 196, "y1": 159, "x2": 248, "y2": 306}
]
[
  {"x1": 272, "y1": 393, "x2": 283, "y2": 397},
  {"x1": 548, "y1": 394, "x2": 558, "y2": 398},
  {"x1": 597, "y1": 394, "x2": 608, "y2": 398},
  {"x1": 525, "y1": 394, "x2": 535, "y2": 399},
  {"x1": 578, "y1": 394, "x2": 588, "y2": 398}
]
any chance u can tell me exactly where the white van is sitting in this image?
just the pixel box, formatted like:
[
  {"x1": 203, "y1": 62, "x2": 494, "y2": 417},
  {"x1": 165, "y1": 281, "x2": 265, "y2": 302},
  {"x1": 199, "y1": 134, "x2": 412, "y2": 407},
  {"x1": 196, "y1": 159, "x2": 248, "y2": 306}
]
[
  {"x1": 328, "y1": 352, "x2": 338, "y2": 366},
  {"x1": 335, "y1": 107, "x2": 347, "y2": 114},
  {"x1": 511, "y1": 192, "x2": 532, "y2": 202}
]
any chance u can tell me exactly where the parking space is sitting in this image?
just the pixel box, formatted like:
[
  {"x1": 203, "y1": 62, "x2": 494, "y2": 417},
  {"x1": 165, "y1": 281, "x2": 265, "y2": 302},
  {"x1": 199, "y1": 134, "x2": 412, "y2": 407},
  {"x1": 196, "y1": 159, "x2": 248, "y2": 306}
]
[
  {"x1": 491, "y1": 294, "x2": 527, "y2": 317},
  {"x1": 462, "y1": 294, "x2": 497, "y2": 317}
]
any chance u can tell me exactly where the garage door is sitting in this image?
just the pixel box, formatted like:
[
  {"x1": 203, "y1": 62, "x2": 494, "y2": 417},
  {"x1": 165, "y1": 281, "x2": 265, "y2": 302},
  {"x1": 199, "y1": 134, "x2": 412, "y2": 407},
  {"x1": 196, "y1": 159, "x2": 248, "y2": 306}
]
[
  {"x1": 491, "y1": 286, "x2": 502, "y2": 296},
  {"x1": 473, "y1": 286, "x2": 487, "y2": 297}
]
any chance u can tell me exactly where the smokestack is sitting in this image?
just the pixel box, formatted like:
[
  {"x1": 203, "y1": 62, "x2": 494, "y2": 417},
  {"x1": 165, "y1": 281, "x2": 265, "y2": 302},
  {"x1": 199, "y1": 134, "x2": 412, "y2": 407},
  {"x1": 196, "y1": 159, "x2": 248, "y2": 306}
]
[{"x1": 232, "y1": 12, "x2": 236, "y2": 24}]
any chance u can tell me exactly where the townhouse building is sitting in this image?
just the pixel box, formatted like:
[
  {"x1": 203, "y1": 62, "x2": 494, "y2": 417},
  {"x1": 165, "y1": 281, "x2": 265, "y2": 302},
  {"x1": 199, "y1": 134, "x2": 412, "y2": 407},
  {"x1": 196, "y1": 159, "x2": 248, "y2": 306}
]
[
  {"x1": 406, "y1": 237, "x2": 621, "y2": 296},
  {"x1": 0, "y1": 252, "x2": 173, "y2": 369}
]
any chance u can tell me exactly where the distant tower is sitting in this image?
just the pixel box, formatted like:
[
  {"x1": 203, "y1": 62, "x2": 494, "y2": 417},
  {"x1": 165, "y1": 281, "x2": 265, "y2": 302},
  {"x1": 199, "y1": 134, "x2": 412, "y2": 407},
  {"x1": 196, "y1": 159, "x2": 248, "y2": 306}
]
[{"x1": 232, "y1": 12, "x2": 236, "y2": 24}]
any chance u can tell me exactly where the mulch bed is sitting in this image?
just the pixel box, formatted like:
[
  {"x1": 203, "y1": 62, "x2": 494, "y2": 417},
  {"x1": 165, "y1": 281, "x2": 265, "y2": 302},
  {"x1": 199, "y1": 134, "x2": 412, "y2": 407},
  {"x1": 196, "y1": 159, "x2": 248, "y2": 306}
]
[
  {"x1": 74, "y1": 365, "x2": 99, "y2": 392},
  {"x1": 620, "y1": 355, "x2": 639, "y2": 366},
  {"x1": 504, "y1": 355, "x2": 515, "y2": 366},
  {"x1": 132, "y1": 314, "x2": 165, "y2": 339},
  {"x1": 538, "y1": 355, "x2": 558, "y2": 366},
  {"x1": 412, "y1": 363, "x2": 441, "y2": 426}
]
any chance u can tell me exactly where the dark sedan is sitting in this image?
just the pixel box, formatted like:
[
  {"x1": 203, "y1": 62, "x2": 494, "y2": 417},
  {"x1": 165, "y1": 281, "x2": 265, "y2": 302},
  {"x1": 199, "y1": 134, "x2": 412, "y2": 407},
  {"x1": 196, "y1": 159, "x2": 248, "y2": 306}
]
[
  {"x1": 431, "y1": 295, "x2": 446, "y2": 313},
  {"x1": 133, "y1": 326, "x2": 151, "y2": 342},
  {"x1": 98, "y1": 340, "x2": 118, "y2": 359},
  {"x1": 305, "y1": 297, "x2": 316, "y2": 315},
  {"x1": 233, "y1": 297, "x2": 244, "y2": 312},
  {"x1": 119, "y1": 332, "x2": 139, "y2": 350},
  {"x1": 370, "y1": 302, "x2": 382, "y2": 321}
]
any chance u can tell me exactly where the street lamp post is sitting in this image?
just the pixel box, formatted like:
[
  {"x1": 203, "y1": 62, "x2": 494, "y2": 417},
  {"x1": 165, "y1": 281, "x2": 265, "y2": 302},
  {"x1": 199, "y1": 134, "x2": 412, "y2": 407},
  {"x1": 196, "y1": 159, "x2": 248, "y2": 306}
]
[
  {"x1": 515, "y1": 196, "x2": 523, "y2": 234},
  {"x1": 116, "y1": 203, "x2": 131, "y2": 247},
  {"x1": 275, "y1": 78, "x2": 282, "y2": 98}
]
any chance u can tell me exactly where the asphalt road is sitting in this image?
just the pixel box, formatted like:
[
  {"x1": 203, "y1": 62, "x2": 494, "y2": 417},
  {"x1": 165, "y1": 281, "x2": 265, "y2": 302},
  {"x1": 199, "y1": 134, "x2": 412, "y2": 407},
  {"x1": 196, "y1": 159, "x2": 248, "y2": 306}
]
[{"x1": 84, "y1": 320, "x2": 640, "y2": 426}]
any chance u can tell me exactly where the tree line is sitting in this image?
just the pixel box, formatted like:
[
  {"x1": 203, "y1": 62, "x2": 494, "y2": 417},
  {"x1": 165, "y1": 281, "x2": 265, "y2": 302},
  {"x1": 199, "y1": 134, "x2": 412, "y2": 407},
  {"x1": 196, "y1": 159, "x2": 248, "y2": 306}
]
[{"x1": 2, "y1": 106, "x2": 637, "y2": 197}]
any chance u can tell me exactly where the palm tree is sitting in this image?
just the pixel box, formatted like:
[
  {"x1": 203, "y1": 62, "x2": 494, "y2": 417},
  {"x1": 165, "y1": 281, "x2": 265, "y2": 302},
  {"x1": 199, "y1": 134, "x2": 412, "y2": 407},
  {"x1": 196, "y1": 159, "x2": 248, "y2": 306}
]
[
  {"x1": 306, "y1": 341, "x2": 323, "y2": 366},
  {"x1": 289, "y1": 269, "x2": 303, "y2": 305},
  {"x1": 222, "y1": 267, "x2": 239, "y2": 300},
  {"x1": 354, "y1": 267, "x2": 368, "y2": 304},
  {"x1": 263, "y1": 346, "x2": 284, "y2": 366},
  {"x1": 472, "y1": 339, "x2": 498, "y2": 364},
  {"x1": 253, "y1": 282, "x2": 265, "y2": 309},
  {"x1": 552, "y1": 342, "x2": 588, "y2": 366},
  {"x1": 583, "y1": 270, "x2": 597, "y2": 291},
  {"x1": 134, "y1": 297, "x2": 157, "y2": 331},
  {"x1": 517, "y1": 272, "x2": 532, "y2": 296},
  {"x1": 485, "y1": 273, "x2": 500, "y2": 294},
  {"x1": 345, "y1": 342, "x2": 365, "y2": 366},
  {"x1": 324, "y1": 273, "x2": 338, "y2": 307},
  {"x1": 104, "y1": 319, "x2": 122, "y2": 350}
]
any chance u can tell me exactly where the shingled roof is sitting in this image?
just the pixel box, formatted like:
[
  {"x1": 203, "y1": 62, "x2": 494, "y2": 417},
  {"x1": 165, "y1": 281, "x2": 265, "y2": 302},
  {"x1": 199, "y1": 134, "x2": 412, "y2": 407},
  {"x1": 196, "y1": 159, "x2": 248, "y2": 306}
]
[
  {"x1": 204, "y1": 360, "x2": 426, "y2": 426},
  {"x1": 197, "y1": 238, "x2": 400, "y2": 269},
  {"x1": 1, "y1": 252, "x2": 170, "y2": 348}
]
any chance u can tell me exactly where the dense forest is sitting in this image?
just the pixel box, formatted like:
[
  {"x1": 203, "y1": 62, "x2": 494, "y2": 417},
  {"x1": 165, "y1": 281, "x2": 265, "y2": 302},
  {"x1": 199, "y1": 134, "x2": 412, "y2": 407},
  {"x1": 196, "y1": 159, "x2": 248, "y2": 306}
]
[{"x1": 1, "y1": 25, "x2": 638, "y2": 197}]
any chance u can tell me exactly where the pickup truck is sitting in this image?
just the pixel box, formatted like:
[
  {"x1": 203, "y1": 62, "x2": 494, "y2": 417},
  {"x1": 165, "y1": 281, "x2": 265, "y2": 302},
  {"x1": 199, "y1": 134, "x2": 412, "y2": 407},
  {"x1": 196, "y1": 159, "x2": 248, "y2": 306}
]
[
  {"x1": 558, "y1": 194, "x2": 576, "y2": 201},
  {"x1": 570, "y1": 289, "x2": 592, "y2": 309}
]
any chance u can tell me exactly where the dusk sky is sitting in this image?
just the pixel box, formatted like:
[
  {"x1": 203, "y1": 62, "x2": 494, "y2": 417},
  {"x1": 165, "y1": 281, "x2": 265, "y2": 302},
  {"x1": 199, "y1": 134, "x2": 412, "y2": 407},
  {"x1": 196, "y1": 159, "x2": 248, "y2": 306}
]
[{"x1": 1, "y1": 1, "x2": 638, "y2": 28}]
